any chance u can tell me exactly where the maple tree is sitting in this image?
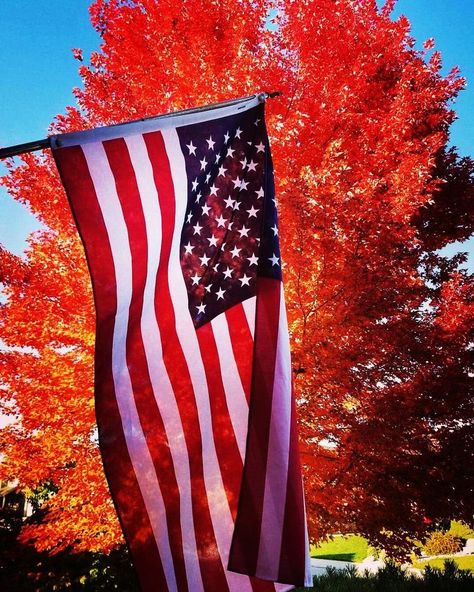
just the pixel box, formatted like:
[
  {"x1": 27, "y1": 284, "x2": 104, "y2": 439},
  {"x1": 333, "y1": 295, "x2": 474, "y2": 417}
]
[{"x1": 0, "y1": 0, "x2": 473, "y2": 558}]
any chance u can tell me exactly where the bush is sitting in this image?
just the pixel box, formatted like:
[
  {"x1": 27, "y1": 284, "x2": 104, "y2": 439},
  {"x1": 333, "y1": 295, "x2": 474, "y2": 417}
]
[
  {"x1": 295, "y1": 560, "x2": 474, "y2": 591},
  {"x1": 423, "y1": 531, "x2": 463, "y2": 556},
  {"x1": 0, "y1": 541, "x2": 139, "y2": 592},
  {"x1": 449, "y1": 521, "x2": 474, "y2": 541},
  {"x1": 366, "y1": 544, "x2": 386, "y2": 561}
]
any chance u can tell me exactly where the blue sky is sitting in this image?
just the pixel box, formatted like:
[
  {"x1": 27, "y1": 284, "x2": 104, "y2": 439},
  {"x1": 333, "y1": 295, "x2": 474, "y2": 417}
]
[
  {"x1": 0, "y1": 1, "x2": 99, "y2": 254},
  {"x1": 392, "y1": 0, "x2": 474, "y2": 157},
  {"x1": 0, "y1": 0, "x2": 473, "y2": 261}
]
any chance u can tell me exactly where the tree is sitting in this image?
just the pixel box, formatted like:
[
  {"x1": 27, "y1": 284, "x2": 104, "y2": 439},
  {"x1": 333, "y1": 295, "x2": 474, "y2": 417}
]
[{"x1": 0, "y1": 0, "x2": 472, "y2": 557}]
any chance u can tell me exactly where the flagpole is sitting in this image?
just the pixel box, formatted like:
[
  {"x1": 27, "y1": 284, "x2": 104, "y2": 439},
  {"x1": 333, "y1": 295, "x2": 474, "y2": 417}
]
[
  {"x1": 0, "y1": 138, "x2": 51, "y2": 160},
  {"x1": 0, "y1": 92, "x2": 281, "y2": 160}
]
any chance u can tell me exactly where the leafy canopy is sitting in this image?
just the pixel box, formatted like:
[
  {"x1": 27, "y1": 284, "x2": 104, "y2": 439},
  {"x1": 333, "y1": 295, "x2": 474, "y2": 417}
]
[{"x1": 0, "y1": 0, "x2": 473, "y2": 556}]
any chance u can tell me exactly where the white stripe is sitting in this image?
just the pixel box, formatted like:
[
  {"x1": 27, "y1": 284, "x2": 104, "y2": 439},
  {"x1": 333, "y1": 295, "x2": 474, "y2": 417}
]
[
  {"x1": 242, "y1": 297, "x2": 256, "y2": 339},
  {"x1": 211, "y1": 313, "x2": 249, "y2": 461},
  {"x1": 257, "y1": 284, "x2": 292, "y2": 579},
  {"x1": 303, "y1": 497, "x2": 312, "y2": 587},
  {"x1": 82, "y1": 142, "x2": 178, "y2": 592},
  {"x1": 162, "y1": 128, "x2": 254, "y2": 592},
  {"x1": 125, "y1": 135, "x2": 204, "y2": 592}
]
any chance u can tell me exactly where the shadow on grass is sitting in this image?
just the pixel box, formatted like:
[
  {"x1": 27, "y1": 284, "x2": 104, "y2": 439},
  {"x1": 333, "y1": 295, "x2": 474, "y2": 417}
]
[{"x1": 312, "y1": 552, "x2": 356, "y2": 562}]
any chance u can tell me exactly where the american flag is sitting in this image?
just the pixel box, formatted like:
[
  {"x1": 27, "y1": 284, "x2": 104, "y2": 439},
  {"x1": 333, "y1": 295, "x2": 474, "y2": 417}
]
[{"x1": 52, "y1": 94, "x2": 312, "y2": 592}]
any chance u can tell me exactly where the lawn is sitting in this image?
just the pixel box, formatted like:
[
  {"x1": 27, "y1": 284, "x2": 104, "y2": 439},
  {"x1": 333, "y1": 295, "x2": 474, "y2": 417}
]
[
  {"x1": 413, "y1": 555, "x2": 474, "y2": 571},
  {"x1": 310, "y1": 534, "x2": 369, "y2": 562}
]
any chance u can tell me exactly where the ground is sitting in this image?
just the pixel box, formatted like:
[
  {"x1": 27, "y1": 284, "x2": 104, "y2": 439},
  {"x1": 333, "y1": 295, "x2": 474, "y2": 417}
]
[{"x1": 310, "y1": 534, "x2": 369, "y2": 562}]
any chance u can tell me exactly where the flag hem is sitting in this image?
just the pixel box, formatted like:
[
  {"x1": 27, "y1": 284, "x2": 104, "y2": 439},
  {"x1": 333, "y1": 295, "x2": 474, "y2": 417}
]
[{"x1": 50, "y1": 94, "x2": 262, "y2": 149}]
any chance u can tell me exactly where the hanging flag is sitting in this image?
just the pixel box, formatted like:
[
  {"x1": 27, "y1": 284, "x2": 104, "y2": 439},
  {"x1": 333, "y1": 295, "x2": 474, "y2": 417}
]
[{"x1": 51, "y1": 94, "x2": 312, "y2": 592}]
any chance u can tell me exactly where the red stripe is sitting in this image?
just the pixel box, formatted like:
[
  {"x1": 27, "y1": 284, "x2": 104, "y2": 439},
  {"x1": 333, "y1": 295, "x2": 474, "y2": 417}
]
[
  {"x1": 196, "y1": 323, "x2": 244, "y2": 520},
  {"x1": 53, "y1": 146, "x2": 168, "y2": 592},
  {"x1": 278, "y1": 393, "x2": 306, "y2": 585},
  {"x1": 198, "y1": 315, "x2": 280, "y2": 592},
  {"x1": 225, "y1": 303, "x2": 254, "y2": 404},
  {"x1": 103, "y1": 138, "x2": 189, "y2": 592},
  {"x1": 143, "y1": 130, "x2": 230, "y2": 592},
  {"x1": 250, "y1": 579, "x2": 280, "y2": 592},
  {"x1": 229, "y1": 277, "x2": 281, "y2": 575}
]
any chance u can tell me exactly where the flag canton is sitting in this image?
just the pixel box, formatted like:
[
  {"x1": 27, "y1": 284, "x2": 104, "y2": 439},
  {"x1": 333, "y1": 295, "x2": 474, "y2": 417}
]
[{"x1": 177, "y1": 103, "x2": 281, "y2": 328}]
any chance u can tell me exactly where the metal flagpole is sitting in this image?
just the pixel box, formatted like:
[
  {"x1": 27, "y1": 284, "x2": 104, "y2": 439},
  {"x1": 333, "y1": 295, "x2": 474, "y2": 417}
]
[
  {"x1": 0, "y1": 92, "x2": 281, "y2": 160},
  {"x1": 0, "y1": 138, "x2": 51, "y2": 160}
]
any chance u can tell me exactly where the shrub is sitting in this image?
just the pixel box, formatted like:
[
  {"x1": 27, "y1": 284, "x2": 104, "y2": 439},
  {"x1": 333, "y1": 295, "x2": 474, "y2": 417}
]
[
  {"x1": 367, "y1": 544, "x2": 387, "y2": 561},
  {"x1": 423, "y1": 531, "x2": 463, "y2": 556},
  {"x1": 295, "y1": 559, "x2": 474, "y2": 591},
  {"x1": 449, "y1": 521, "x2": 474, "y2": 541}
]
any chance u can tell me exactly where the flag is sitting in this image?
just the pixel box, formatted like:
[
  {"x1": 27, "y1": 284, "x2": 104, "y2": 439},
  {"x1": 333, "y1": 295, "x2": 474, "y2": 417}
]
[{"x1": 51, "y1": 94, "x2": 312, "y2": 592}]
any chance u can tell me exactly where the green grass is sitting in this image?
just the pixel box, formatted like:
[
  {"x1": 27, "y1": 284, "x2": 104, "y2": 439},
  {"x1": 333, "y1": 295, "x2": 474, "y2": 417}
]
[
  {"x1": 413, "y1": 555, "x2": 474, "y2": 571},
  {"x1": 310, "y1": 534, "x2": 369, "y2": 562}
]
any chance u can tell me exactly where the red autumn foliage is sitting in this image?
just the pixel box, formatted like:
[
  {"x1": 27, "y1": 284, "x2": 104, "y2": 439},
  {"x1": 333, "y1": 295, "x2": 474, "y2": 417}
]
[{"x1": 0, "y1": 0, "x2": 472, "y2": 557}]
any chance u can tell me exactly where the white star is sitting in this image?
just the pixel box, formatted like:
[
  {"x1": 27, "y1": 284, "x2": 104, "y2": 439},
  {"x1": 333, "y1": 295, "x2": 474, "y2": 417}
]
[
  {"x1": 200, "y1": 157, "x2": 208, "y2": 170},
  {"x1": 247, "y1": 253, "x2": 259, "y2": 266},
  {"x1": 255, "y1": 187, "x2": 264, "y2": 199},
  {"x1": 230, "y1": 246, "x2": 242, "y2": 258},
  {"x1": 224, "y1": 196, "x2": 235, "y2": 209},
  {"x1": 218, "y1": 164, "x2": 227, "y2": 177},
  {"x1": 240, "y1": 157, "x2": 247, "y2": 169},
  {"x1": 206, "y1": 136, "x2": 215, "y2": 150},
  {"x1": 239, "y1": 179, "x2": 249, "y2": 191},
  {"x1": 184, "y1": 241, "x2": 194, "y2": 255},
  {"x1": 195, "y1": 192, "x2": 202, "y2": 204},
  {"x1": 247, "y1": 160, "x2": 258, "y2": 172},
  {"x1": 238, "y1": 225, "x2": 250, "y2": 238},
  {"x1": 269, "y1": 253, "x2": 280, "y2": 266},
  {"x1": 232, "y1": 176, "x2": 241, "y2": 189},
  {"x1": 186, "y1": 141, "x2": 197, "y2": 156},
  {"x1": 223, "y1": 266, "x2": 233, "y2": 279},
  {"x1": 208, "y1": 234, "x2": 219, "y2": 247},
  {"x1": 239, "y1": 274, "x2": 251, "y2": 286},
  {"x1": 227, "y1": 222, "x2": 233, "y2": 230},
  {"x1": 216, "y1": 287, "x2": 226, "y2": 300},
  {"x1": 213, "y1": 263, "x2": 220, "y2": 272},
  {"x1": 233, "y1": 200, "x2": 241, "y2": 210},
  {"x1": 209, "y1": 184, "x2": 219, "y2": 196},
  {"x1": 193, "y1": 222, "x2": 203, "y2": 235},
  {"x1": 205, "y1": 172, "x2": 211, "y2": 184},
  {"x1": 256, "y1": 141, "x2": 265, "y2": 153},
  {"x1": 199, "y1": 254, "x2": 211, "y2": 266},
  {"x1": 215, "y1": 152, "x2": 221, "y2": 164},
  {"x1": 271, "y1": 224, "x2": 279, "y2": 236},
  {"x1": 201, "y1": 203, "x2": 211, "y2": 216},
  {"x1": 224, "y1": 131, "x2": 230, "y2": 143},
  {"x1": 247, "y1": 205, "x2": 259, "y2": 218},
  {"x1": 196, "y1": 302, "x2": 206, "y2": 314},
  {"x1": 205, "y1": 284, "x2": 213, "y2": 293},
  {"x1": 235, "y1": 127, "x2": 243, "y2": 139},
  {"x1": 186, "y1": 212, "x2": 193, "y2": 223},
  {"x1": 215, "y1": 214, "x2": 227, "y2": 228},
  {"x1": 191, "y1": 178, "x2": 199, "y2": 191},
  {"x1": 226, "y1": 146, "x2": 235, "y2": 158},
  {"x1": 191, "y1": 273, "x2": 200, "y2": 285},
  {"x1": 254, "y1": 118, "x2": 261, "y2": 126}
]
